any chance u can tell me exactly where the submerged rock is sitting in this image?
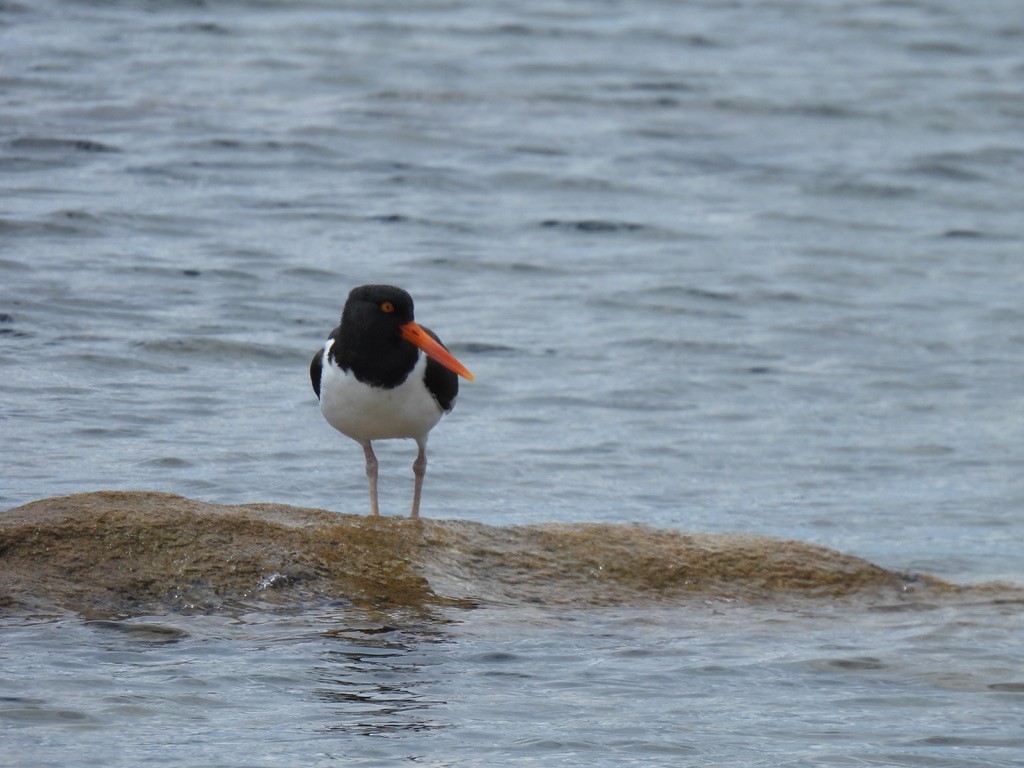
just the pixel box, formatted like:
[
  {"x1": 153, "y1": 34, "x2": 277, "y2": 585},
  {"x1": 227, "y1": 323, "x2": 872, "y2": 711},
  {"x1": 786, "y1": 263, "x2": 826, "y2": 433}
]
[{"x1": 1, "y1": 491, "x2": 960, "y2": 617}]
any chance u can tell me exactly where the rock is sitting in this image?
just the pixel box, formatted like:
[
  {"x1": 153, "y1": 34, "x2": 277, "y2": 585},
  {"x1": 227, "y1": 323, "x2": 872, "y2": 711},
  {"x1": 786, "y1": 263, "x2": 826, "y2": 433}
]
[{"x1": 0, "y1": 490, "x2": 961, "y2": 617}]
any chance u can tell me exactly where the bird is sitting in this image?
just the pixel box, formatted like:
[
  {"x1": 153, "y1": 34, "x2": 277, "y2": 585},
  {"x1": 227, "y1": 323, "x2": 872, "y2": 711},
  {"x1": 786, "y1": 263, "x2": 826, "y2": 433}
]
[{"x1": 310, "y1": 284, "x2": 474, "y2": 518}]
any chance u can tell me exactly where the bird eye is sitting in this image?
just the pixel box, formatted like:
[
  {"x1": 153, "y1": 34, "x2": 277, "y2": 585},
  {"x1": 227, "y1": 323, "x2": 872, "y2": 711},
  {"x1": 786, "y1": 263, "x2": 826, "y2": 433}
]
[{"x1": 380, "y1": 301, "x2": 395, "y2": 313}]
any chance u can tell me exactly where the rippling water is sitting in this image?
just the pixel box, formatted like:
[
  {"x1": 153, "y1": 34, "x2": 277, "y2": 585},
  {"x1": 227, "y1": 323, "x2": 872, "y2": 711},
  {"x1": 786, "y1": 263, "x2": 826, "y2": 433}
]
[
  {"x1": 3, "y1": 602, "x2": 1024, "y2": 767},
  {"x1": 2, "y1": 0, "x2": 1023, "y2": 765}
]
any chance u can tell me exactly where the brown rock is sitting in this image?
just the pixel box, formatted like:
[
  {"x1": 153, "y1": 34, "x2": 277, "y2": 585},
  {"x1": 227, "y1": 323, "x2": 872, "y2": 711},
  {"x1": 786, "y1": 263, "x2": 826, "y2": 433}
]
[{"x1": 0, "y1": 490, "x2": 964, "y2": 617}]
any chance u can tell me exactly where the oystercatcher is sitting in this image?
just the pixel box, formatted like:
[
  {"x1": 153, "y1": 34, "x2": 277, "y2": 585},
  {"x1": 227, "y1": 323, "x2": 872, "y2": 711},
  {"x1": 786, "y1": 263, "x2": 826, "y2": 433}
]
[{"x1": 310, "y1": 284, "x2": 474, "y2": 518}]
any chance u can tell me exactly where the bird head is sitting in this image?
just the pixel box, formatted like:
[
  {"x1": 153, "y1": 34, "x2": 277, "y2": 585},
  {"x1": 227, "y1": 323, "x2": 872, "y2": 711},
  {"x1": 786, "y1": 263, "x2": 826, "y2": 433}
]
[{"x1": 343, "y1": 285, "x2": 474, "y2": 381}]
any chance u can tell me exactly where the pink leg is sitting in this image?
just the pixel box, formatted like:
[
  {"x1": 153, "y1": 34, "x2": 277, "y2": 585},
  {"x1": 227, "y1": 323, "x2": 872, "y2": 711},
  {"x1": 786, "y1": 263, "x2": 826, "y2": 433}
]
[
  {"x1": 362, "y1": 442, "x2": 380, "y2": 517},
  {"x1": 410, "y1": 441, "x2": 427, "y2": 519}
]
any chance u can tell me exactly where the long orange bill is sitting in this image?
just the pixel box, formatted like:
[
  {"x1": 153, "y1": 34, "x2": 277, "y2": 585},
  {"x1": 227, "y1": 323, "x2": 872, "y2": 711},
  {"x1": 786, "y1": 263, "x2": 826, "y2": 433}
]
[{"x1": 401, "y1": 321, "x2": 475, "y2": 381}]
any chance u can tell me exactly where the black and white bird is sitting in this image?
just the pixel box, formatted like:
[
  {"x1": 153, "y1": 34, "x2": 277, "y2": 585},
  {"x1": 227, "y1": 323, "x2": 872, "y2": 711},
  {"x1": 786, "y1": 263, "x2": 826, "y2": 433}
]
[{"x1": 310, "y1": 284, "x2": 474, "y2": 518}]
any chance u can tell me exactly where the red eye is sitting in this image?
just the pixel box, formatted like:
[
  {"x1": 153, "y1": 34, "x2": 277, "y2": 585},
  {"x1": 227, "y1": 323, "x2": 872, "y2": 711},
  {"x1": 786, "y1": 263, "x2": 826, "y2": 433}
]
[{"x1": 380, "y1": 301, "x2": 394, "y2": 313}]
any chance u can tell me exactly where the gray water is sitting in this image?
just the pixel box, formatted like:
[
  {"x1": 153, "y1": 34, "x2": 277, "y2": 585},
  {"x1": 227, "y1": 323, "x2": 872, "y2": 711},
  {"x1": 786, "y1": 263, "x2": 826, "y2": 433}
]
[
  {"x1": 2, "y1": 0, "x2": 1023, "y2": 764},
  {"x1": 1, "y1": 601, "x2": 1022, "y2": 768}
]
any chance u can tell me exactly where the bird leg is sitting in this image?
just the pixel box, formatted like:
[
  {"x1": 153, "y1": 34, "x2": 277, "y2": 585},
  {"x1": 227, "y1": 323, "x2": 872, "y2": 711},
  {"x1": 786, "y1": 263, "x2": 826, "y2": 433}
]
[
  {"x1": 410, "y1": 441, "x2": 427, "y2": 519},
  {"x1": 362, "y1": 442, "x2": 380, "y2": 517}
]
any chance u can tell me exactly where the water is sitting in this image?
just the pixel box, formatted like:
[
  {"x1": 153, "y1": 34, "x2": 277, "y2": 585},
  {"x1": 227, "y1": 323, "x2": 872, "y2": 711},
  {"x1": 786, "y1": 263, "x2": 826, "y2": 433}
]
[
  {"x1": 2, "y1": 0, "x2": 1023, "y2": 764},
  {"x1": 3, "y1": 601, "x2": 1024, "y2": 768}
]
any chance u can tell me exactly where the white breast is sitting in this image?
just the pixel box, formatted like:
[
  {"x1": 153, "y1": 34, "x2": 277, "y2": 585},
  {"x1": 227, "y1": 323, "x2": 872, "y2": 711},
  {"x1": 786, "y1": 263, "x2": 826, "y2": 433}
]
[{"x1": 317, "y1": 340, "x2": 444, "y2": 444}]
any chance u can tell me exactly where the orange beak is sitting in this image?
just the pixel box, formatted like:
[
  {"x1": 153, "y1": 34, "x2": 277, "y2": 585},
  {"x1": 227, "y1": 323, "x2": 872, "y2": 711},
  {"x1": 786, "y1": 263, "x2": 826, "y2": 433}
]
[{"x1": 401, "y1": 321, "x2": 475, "y2": 381}]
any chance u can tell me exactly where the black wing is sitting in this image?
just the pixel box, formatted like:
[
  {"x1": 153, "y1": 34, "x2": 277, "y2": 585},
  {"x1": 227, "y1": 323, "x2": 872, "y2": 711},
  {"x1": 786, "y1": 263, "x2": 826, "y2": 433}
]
[
  {"x1": 310, "y1": 347, "x2": 323, "y2": 399},
  {"x1": 421, "y1": 325, "x2": 459, "y2": 412}
]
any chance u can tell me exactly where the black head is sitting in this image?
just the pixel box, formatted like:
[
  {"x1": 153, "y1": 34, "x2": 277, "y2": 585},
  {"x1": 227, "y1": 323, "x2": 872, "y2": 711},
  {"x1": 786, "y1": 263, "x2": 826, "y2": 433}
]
[
  {"x1": 341, "y1": 284, "x2": 416, "y2": 329},
  {"x1": 330, "y1": 285, "x2": 419, "y2": 388},
  {"x1": 327, "y1": 283, "x2": 474, "y2": 391}
]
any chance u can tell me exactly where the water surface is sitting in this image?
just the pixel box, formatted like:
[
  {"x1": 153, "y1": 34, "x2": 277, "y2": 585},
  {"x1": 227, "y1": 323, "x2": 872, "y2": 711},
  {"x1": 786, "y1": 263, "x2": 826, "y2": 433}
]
[{"x1": 2, "y1": 0, "x2": 1023, "y2": 764}]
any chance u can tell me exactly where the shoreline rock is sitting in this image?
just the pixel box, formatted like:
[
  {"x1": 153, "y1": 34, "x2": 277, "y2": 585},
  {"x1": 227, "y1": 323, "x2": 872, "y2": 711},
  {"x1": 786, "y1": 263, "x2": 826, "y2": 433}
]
[{"x1": 0, "y1": 490, "x2": 991, "y2": 618}]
